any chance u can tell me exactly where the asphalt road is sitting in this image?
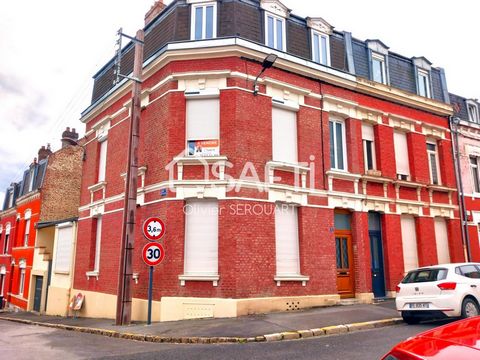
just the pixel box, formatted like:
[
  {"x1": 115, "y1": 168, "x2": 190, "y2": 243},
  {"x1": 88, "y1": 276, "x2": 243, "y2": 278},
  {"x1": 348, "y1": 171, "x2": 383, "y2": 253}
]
[{"x1": 0, "y1": 319, "x2": 450, "y2": 360}]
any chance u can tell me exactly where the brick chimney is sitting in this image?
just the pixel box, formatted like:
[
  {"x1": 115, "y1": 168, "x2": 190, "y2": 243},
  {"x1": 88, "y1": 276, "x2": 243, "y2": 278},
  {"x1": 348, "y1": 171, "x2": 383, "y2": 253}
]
[
  {"x1": 61, "y1": 127, "x2": 79, "y2": 148},
  {"x1": 38, "y1": 144, "x2": 53, "y2": 161},
  {"x1": 145, "y1": 1, "x2": 166, "y2": 26}
]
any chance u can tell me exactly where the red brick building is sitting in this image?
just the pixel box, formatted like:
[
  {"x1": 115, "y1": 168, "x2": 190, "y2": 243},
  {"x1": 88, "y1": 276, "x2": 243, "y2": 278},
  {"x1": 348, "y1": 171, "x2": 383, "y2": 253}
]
[{"x1": 74, "y1": 0, "x2": 460, "y2": 321}]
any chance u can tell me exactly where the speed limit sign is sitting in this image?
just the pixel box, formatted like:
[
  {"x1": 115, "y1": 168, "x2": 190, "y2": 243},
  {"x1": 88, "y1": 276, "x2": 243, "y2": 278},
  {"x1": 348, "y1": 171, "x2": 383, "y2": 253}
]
[
  {"x1": 142, "y1": 242, "x2": 165, "y2": 266},
  {"x1": 142, "y1": 217, "x2": 166, "y2": 241}
]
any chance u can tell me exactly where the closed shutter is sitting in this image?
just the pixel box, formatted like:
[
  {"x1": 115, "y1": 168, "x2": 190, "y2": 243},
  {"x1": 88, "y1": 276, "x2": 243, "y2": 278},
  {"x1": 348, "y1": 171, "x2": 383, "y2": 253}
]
[
  {"x1": 186, "y1": 98, "x2": 220, "y2": 141},
  {"x1": 434, "y1": 218, "x2": 450, "y2": 264},
  {"x1": 362, "y1": 124, "x2": 374, "y2": 141},
  {"x1": 394, "y1": 131, "x2": 410, "y2": 176},
  {"x1": 184, "y1": 200, "x2": 218, "y2": 275},
  {"x1": 272, "y1": 107, "x2": 297, "y2": 163},
  {"x1": 401, "y1": 215, "x2": 418, "y2": 272},
  {"x1": 54, "y1": 224, "x2": 74, "y2": 273},
  {"x1": 98, "y1": 140, "x2": 108, "y2": 182},
  {"x1": 275, "y1": 204, "x2": 300, "y2": 276}
]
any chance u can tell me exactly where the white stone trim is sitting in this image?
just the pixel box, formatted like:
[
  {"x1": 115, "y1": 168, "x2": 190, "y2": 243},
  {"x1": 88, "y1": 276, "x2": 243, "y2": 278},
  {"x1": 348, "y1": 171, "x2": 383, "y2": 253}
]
[
  {"x1": 260, "y1": 0, "x2": 290, "y2": 18},
  {"x1": 306, "y1": 17, "x2": 333, "y2": 35},
  {"x1": 179, "y1": 274, "x2": 219, "y2": 286},
  {"x1": 274, "y1": 275, "x2": 309, "y2": 286}
]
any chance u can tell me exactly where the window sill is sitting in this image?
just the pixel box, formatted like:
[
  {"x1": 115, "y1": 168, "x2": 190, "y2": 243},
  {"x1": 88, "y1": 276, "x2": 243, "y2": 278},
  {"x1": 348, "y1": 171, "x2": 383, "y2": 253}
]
[
  {"x1": 54, "y1": 270, "x2": 70, "y2": 275},
  {"x1": 326, "y1": 170, "x2": 361, "y2": 181},
  {"x1": 178, "y1": 274, "x2": 219, "y2": 286},
  {"x1": 266, "y1": 161, "x2": 310, "y2": 174},
  {"x1": 274, "y1": 275, "x2": 309, "y2": 287},
  {"x1": 86, "y1": 271, "x2": 99, "y2": 280},
  {"x1": 427, "y1": 184, "x2": 455, "y2": 193},
  {"x1": 88, "y1": 181, "x2": 107, "y2": 192},
  {"x1": 173, "y1": 156, "x2": 228, "y2": 165}
]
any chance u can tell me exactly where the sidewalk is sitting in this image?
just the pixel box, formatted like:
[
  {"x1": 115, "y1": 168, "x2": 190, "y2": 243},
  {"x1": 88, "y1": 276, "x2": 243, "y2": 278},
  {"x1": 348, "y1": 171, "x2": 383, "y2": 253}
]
[{"x1": 0, "y1": 300, "x2": 402, "y2": 343}]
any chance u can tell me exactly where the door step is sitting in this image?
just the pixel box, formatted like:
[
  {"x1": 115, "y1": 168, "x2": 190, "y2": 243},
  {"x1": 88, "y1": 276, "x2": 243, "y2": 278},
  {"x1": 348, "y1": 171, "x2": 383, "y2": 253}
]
[
  {"x1": 338, "y1": 298, "x2": 360, "y2": 306},
  {"x1": 373, "y1": 297, "x2": 394, "y2": 304}
]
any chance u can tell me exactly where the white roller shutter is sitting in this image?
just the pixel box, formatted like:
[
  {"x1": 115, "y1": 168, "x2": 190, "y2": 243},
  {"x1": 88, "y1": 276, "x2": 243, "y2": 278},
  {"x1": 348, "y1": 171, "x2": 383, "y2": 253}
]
[
  {"x1": 362, "y1": 123, "x2": 374, "y2": 141},
  {"x1": 186, "y1": 98, "x2": 220, "y2": 141},
  {"x1": 272, "y1": 107, "x2": 297, "y2": 163},
  {"x1": 434, "y1": 218, "x2": 450, "y2": 264},
  {"x1": 98, "y1": 140, "x2": 108, "y2": 182},
  {"x1": 394, "y1": 131, "x2": 410, "y2": 177},
  {"x1": 401, "y1": 215, "x2": 418, "y2": 272},
  {"x1": 54, "y1": 224, "x2": 74, "y2": 273},
  {"x1": 184, "y1": 200, "x2": 218, "y2": 275},
  {"x1": 275, "y1": 204, "x2": 300, "y2": 276}
]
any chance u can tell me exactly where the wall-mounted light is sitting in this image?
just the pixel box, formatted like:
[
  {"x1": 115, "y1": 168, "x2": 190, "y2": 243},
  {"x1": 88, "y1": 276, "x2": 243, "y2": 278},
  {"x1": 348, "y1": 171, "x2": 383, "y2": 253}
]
[{"x1": 253, "y1": 54, "x2": 278, "y2": 96}]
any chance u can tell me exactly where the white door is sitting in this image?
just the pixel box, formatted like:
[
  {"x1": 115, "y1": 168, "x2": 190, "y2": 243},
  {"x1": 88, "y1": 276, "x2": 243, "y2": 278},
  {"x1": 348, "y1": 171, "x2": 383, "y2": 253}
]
[{"x1": 434, "y1": 218, "x2": 450, "y2": 264}]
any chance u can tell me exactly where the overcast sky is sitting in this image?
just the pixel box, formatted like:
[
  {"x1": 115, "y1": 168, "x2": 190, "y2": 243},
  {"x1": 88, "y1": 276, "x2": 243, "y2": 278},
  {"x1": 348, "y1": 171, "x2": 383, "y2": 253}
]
[{"x1": 1, "y1": 0, "x2": 479, "y2": 205}]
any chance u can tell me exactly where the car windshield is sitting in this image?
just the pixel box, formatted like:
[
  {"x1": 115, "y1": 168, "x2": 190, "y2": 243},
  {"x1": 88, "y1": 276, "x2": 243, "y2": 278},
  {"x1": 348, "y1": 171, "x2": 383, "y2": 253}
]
[{"x1": 401, "y1": 268, "x2": 448, "y2": 283}]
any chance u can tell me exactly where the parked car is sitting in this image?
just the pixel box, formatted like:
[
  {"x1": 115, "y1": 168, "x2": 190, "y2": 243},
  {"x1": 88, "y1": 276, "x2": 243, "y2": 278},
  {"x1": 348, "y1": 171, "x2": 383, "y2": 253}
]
[
  {"x1": 396, "y1": 263, "x2": 480, "y2": 324},
  {"x1": 381, "y1": 316, "x2": 480, "y2": 360}
]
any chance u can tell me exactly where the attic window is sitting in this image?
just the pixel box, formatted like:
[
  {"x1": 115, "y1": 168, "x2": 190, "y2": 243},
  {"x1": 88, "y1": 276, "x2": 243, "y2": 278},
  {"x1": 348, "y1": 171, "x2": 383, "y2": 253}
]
[
  {"x1": 371, "y1": 53, "x2": 386, "y2": 84},
  {"x1": 190, "y1": 2, "x2": 217, "y2": 40},
  {"x1": 467, "y1": 101, "x2": 479, "y2": 123},
  {"x1": 417, "y1": 69, "x2": 431, "y2": 98},
  {"x1": 265, "y1": 13, "x2": 286, "y2": 51},
  {"x1": 312, "y1": 31, "x2": 330, "y2": 66}
]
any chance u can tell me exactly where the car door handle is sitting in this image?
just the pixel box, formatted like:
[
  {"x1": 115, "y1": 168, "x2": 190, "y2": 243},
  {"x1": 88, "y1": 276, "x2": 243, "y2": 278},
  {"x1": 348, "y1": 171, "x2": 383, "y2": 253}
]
[{"x1": 471, "y1": 285, "x2": 477, "y2": 288}]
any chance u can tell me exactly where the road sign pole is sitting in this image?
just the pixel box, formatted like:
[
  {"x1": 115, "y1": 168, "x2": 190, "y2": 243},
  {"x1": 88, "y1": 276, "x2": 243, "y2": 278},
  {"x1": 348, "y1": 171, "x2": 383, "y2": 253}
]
[{"x1": 147, "y1": 265, "x2": 153, "y2": 325}]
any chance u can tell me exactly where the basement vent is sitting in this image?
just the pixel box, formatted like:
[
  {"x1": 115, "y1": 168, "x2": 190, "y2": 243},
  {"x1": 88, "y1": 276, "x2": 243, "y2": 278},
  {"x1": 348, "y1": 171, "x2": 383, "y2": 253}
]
[
  {"x1": 286, "y1": 301, "x2": 301, "y2": 311},
  {"x1": 183, "y1": 303, "x2": 214, "y2": 319}
]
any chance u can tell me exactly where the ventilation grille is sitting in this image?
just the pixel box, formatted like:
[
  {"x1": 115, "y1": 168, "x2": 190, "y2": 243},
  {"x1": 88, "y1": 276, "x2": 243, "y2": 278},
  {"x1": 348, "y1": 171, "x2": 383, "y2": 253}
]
[
  {"x1": 183, "y1": 303, "x2": 214, "y2": 319},
  {"x1": 286, "y1": 301, "x2": 301, "y2": 311}
]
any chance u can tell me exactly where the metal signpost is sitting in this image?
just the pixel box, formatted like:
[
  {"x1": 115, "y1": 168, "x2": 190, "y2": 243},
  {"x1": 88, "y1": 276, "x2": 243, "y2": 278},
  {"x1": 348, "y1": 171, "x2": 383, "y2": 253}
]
[{"x1": 142, "y1": 217, "x2": 166, "y2": 325}]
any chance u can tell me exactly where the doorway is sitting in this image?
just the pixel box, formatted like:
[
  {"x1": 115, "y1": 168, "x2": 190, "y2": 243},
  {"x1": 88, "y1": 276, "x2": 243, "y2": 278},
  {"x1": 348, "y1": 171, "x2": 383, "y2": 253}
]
[
  {"x1": 335, "y1": 211, "x2": 354, "y2": 298},
  {"x1": 33, "y1": 276, "x2": 43, "y2": 312},
  {"x1": 368, "y1": 212, "x2": 385, "y2": 298}
]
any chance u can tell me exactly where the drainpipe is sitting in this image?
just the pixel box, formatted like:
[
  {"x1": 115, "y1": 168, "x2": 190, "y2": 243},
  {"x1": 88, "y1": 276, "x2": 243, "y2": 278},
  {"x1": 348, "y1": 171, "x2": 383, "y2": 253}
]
[{"x1": 450, "y1": 116, "x2": 471, "y2": 261}]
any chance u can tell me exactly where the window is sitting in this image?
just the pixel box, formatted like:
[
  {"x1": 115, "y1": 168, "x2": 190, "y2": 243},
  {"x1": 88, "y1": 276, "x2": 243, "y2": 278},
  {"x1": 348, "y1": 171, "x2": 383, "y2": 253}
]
[
  {"x1": 3, "y1": 224, "x2": 10, "y2": 254},
  {"x1": 27, "y1": 167, "x2": 35, "y2": 192},
  {"x1": 275, "y1": 204, "x2": 300, "y2": 276},
  {"x1": 329, "y1": 118, "x2": 347, "y2": 171},
  {"x1": 265, "y1": 13, "x2": 285, "y2": 51},
  {"x1": 186, "y1": 97, "x2": 220, "y2": 157},
  {"x1": 24, "y1": 219, "x2": 30, "y2": 247},
  {"x1": 93, "y1": 217, "x2": 102, "y2": 273},
  {"x1": 19, "y1": 269, "x2": 25, "y2": 296},
  {"x1": 456, "y1": 265, "x2": 480, "y2": 279},
  {"x1": 470, "y1": 156, "x2": 480, "y2": 193},
  {"x1": 401, "y1": 268, "x2": 447, "y2": 283},
  {"x1": 417, "y1": 69, "x2": 431, "y2": 98},
  {"x1": 184, "y1": 200, "x2": 218, "y2": 276},
  {"x1": 400, "y1": 215, "x2": 418, "y2": 272},
  {"x1": 272, "y1": 107, "x2": 297, "y2": 163},
  {"x1": 434, "y1": 218, "x2": 450, "y2": 264},
  {"x1": 8, "y1": 189, "x2": 14, "y2": 208},
  {"x1": 467, "y1": 102, "x2": 479, "y2": 123},
  {"x1": 394, "y1": 131, "x2": 410, "y2": 180},
  {"x1": 54, "y1": 224, "x2": 74, "y2": 273},
  {"x1": 362, "y1": 124, "x2": 376, "y2": 171},
  {"x1": 191, "y1": 2, "x2": 216, "y2": 40},
  {"x1": 97, "y1": 139, "x2": 108, "y2": 182},
  {"x1": 371, "y1": 53, "x2": 387, "y2": 84},
  {"x1": 427, "y1": 141, "x2": 441, "y2": 185},
  {"x1": 312, "y1": 31, "x2": 330, "y2": 66}
]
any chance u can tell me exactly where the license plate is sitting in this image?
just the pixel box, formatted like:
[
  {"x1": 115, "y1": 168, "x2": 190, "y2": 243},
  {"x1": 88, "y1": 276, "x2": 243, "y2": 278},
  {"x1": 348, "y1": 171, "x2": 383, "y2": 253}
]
[{"x1": 409, "y1": 303, "x2": 429, "y2": 309}]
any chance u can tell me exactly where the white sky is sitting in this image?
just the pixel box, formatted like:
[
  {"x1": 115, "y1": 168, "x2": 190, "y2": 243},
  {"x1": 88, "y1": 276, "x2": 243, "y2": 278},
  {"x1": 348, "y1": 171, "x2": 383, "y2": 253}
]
[{"x1": 1, "y1": 0, "x2": 479, "y2": 205}]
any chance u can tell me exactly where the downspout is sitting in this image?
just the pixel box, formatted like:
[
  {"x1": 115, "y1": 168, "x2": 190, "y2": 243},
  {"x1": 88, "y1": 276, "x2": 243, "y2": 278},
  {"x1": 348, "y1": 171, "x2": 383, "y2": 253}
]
[
  {"x1": 450, "y1": 116, "x2": 471, "y2": 261},
  {"x1": 319, "y1": 82, "x2": 326, "y2": 189}
]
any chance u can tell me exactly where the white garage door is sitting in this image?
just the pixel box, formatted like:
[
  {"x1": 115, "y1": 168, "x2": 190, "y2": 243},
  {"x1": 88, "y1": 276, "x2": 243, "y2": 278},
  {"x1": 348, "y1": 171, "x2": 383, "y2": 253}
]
[{"x1": 401, "y1": 215, "x2": 418, "y2": 272}]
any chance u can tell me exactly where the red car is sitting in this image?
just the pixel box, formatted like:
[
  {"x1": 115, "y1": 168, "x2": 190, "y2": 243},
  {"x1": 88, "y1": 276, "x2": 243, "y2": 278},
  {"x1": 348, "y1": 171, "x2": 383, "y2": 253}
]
[{"x1": 382, "y1": 316, "x2": 480, "y2": 359}]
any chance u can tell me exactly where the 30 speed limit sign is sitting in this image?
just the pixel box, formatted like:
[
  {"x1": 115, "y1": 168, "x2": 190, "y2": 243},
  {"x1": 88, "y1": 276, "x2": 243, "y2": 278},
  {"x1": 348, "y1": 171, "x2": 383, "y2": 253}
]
[
  {"x1": 142, "y1": 242, "x2": 165, "y2": 266},
  {"x1": 142, "y1": 217, "x2": 166, "y2": 241}
]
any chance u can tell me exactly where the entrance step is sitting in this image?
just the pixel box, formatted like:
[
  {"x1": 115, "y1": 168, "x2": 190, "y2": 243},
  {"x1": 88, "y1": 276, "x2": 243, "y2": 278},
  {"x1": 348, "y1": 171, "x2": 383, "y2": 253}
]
[
  {"x1": 373, "y1": 297, "x2": 395, "y2": 304},
  {"x1": 339, "y1": 298, "x2": 360, "y2": 306}
]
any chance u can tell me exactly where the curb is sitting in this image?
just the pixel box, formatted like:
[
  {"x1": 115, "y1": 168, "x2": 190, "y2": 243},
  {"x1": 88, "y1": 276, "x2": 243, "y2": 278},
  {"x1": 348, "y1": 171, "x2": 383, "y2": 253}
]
[{"x1": 0, "y1": 315, "x2": 403, "y2": 344}]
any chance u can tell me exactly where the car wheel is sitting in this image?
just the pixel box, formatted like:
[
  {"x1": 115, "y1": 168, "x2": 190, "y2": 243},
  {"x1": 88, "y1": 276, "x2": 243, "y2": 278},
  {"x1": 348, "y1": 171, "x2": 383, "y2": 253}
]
[
  {"x1": 461, "y1": 297, "x2": 480, "y2": 318},
  {"x1": 402, "y1": 313, "x2": 421, "y2": 325}
]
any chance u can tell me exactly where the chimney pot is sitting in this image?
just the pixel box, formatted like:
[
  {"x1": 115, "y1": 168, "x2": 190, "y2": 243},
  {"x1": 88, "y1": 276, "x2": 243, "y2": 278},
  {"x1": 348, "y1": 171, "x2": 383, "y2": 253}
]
[{"x1": 145, "y1": 1, "x2": 166, "y2": 26}]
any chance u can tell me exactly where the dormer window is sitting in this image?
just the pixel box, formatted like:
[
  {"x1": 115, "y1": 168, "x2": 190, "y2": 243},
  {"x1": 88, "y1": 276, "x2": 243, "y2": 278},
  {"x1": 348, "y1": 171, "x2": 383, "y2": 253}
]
[
  {"x1": 27, "y1": 167, "x2": 35, "y2": 192},
  {"x1": 367, "y1": 40, "x2": 389, "y2": 85},
  {"x1": 412, "y1": 57, "x2": 432, "y2": 99},
  {"x1": 261, "y1": 0, "x2": 290, "y2": 52},
  {"x1": 265, "y1": 13, "x2": 285, "y2": 51},
  {"x1": 467, "y1": 100, "x2": 479, "y2": 123},
  {"x1": 308, "y1": 17, "x2": 333, "y2": 66},
  {"x1": 417, "y1": 69, "x2": 431, "y2": 98},
  {"x1": 371, "y1": 53, "x2": 386, "y2": 84},
  {"x1": 190, "y1": 1, "x2": 217, "y2": 40}
]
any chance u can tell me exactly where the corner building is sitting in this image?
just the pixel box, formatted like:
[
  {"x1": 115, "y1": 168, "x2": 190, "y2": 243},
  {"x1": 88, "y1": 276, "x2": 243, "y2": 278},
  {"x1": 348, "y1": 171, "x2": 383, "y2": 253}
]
[{"x1": 75, "y1": 0, "x2": 461, "y2": 321}]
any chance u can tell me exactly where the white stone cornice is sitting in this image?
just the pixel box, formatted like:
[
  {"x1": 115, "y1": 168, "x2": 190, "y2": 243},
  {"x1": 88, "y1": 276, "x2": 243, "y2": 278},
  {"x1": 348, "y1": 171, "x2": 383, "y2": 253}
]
[
  {"x1": 306, "y1": 17, "x2": 333, "y2": 35},
  {"x1": 260, "y1": 0, "x2": 291, "y2": 18}
]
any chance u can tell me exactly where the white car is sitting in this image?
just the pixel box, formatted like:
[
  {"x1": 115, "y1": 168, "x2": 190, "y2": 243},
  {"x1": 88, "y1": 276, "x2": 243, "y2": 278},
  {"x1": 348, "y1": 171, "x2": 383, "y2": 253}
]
[{"x1": 396, "y1": 263, "x2": 480, "y2": 324}]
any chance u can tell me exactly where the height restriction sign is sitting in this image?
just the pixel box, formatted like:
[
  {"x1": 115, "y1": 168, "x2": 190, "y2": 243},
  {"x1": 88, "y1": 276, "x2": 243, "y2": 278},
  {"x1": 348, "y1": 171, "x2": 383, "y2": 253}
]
[{"x1": 142, "y1": 217, "x2": 166, "y2": 241}]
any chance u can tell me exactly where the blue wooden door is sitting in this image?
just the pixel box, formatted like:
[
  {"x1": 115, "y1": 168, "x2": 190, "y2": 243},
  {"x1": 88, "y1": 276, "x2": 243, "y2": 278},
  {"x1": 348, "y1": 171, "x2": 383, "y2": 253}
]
[{"x1": 369, "y1": 213, "x2": 385, "y2": 298}]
